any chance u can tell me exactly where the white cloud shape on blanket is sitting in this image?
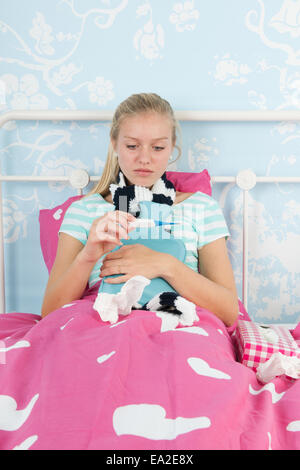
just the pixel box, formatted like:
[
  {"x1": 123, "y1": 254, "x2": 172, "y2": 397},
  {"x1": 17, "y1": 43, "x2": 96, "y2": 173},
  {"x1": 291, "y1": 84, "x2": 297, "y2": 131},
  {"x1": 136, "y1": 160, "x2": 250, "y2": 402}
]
[
  {"x1": 113, "y1": 404, "x2": 210, "y2": 439},
  {"x1": 249, "y1": 383, "x2": 285, "y2": 404},
  {"x1": 175, "y1": 326, "x2": 209, "y2": 336},
  {"x1": 13, "y1": 435, "x2": 38, "y2": 450},
  {"x1": 60, "y1": 318, "x2": 74, "y2": 330},
  {"x1": 97, "y1": 351, "x2": 116, "y2": 364},
  {"x1": 0, "y1": 394, "x2": 39, "y2": 431},
  {"x1": 0, "y1": 340, "x2": 30, "y2": 352},
  {"x1": 187, "y1": 358, "x2": 231, "y2": 380},
  {"x1": 287, "y1": 421, "x2": 300, "y2": 432}
]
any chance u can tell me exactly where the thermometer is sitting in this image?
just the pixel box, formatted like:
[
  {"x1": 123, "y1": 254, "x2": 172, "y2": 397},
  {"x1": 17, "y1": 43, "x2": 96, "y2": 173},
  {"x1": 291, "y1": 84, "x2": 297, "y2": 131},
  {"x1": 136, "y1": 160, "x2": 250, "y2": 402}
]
[{"x1": 129, "y1": 219, "x2": 177, "y2": 228}]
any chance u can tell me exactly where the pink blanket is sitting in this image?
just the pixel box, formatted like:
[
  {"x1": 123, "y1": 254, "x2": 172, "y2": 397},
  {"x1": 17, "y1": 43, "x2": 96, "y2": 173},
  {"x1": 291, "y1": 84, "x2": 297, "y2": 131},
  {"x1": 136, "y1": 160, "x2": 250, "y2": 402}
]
[{"x1": 0, "y1": 286, "x2": 299, "y2": 450}]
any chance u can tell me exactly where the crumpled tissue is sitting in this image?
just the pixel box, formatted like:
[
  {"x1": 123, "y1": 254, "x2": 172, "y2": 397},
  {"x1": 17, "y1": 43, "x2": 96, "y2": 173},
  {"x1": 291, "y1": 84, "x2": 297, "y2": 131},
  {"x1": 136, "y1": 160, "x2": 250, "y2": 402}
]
[
  {"x1": 93, "y1": 275, "x2": 150, "y2": 324},
  {"x1": 256, "y1": 352, "x2": 300, "y2": 384},
  {"x1": 234, "y1": 319, "x2": 299, "y2": 372},
  {"x1": 258, "y1": 325, "x2": 279, "y2": 344}
]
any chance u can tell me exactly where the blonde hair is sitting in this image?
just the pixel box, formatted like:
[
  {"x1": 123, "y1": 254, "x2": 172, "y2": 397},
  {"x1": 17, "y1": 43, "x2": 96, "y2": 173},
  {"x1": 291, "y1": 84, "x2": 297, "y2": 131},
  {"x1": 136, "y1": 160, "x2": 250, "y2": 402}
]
[{"x1": 89, "y1": 93, "x2": 182, "y2": 197}]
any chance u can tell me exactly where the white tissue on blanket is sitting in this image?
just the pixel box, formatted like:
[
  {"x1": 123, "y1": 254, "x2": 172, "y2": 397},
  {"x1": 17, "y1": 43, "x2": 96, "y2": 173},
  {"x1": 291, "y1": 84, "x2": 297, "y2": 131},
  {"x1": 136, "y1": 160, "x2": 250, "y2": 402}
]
[
  {"x1": 257, "y1": 326, "x2": 279, "y2": 344},
  {"x1": 93, "y1": 275, "x2": 151, "y2": 324},
  {"x1": 256, "y1": 352, "x2": 300, "y2": 384}
]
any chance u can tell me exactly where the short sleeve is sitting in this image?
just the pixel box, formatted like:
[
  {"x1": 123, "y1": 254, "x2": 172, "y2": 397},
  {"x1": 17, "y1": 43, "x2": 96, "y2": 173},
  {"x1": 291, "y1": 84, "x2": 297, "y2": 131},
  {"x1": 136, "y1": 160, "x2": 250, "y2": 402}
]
[
  {"x1": 196, "y1": 196, "x2": 230, "y2": 249},
  {"x1": 59, "y1": 199, "x2": 90, "y2": 245}
]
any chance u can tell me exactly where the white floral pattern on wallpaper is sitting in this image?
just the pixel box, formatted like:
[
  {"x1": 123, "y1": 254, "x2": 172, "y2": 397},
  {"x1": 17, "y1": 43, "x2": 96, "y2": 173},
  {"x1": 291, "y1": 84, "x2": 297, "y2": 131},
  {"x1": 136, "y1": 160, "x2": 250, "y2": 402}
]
[
  {"x1": 1, "y1": 74, "x2": 49, "y2": 111},
  {"x1": 134, "y1": 3, "x2": 164, "y2": 61},
  {"x1": 133, "y1": 1, "x2": 200, "y2": 61},
  {"x1": 270, "y1": 0, "x2": 300, "y2": 38},
  {"x1": 212, "y1": 55, "x2": 252, "y2": 86},
  {"x1": 0, "y1": 0, "x2": 300, "y2": 322},
  {"x1": 0, "y1": 1, "x2": 127, "y2": 100},
  {"x1": 3, "y1": 200, "x2": 28, "y2": 244},
  {"x1": 226, "y1": 191, "x2": 300, "y2": 321},
  {"x1": 246, "y1": 0, "x2": 300, "y2": 65},
  {"x1": 169, "y1": 1, "x2": 200, "y2": 32},
  {"x1": 29, "y1": 12, "x2": 55, "y2": 56},
  {"x1": 71, "y1": 76, "x2": 115, "y2": 106}
]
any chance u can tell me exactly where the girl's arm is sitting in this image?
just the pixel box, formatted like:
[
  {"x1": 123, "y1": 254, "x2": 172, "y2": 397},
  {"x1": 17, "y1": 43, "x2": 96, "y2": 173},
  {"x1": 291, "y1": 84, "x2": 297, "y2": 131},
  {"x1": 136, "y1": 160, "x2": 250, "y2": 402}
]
[
  {"x1": 162, "y1": 237, "x2": 239, "y2": 326},
  {"x1": 41, "y1": 234, "x2": 95, "y2": 318},
  {"x1": 41, "y1": 210, "x2": 136, "y2": 318}
]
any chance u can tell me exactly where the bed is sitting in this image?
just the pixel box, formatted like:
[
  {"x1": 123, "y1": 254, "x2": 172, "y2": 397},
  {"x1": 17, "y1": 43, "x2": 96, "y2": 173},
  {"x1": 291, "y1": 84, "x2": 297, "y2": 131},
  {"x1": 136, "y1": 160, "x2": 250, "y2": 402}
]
[{"x1": 0, "y1": 109, "x2": 300, "y2": 451}]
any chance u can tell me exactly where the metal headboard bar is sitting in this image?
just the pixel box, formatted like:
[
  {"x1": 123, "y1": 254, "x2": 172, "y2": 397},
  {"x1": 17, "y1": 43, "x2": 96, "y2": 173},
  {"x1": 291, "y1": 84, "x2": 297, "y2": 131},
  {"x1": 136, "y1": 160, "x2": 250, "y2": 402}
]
[
  {"x1": 1, "y1": 110, "x2": 300, "y2": 315},
  {"x1": 1, "y1": 109, "x2": 300, "y2": 127}
]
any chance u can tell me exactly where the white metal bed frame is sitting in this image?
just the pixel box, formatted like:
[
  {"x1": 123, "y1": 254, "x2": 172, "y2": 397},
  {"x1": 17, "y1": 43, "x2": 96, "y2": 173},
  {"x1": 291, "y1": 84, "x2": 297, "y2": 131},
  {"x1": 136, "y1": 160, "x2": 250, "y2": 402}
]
[{"x1": 1, "y1": 109, "x2": 300, "y2": 316}]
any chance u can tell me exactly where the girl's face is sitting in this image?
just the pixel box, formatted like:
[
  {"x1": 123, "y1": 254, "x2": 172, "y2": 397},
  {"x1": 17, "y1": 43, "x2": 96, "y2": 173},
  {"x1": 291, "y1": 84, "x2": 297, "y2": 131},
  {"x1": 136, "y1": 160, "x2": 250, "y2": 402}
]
[{"x1": 112, "y1": 112, "x2": 174, "y2": 188}]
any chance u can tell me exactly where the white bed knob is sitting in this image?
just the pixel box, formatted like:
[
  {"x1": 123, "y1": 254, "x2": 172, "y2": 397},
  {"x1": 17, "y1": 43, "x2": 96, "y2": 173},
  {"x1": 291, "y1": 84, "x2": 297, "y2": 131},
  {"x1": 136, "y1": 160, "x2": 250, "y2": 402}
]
[
  {"x1": 69, "y1": 169, "x2": 90, "y2": 189},
  {"x1": 236, "y1": 169, "x2": 256, "y2": 191}
]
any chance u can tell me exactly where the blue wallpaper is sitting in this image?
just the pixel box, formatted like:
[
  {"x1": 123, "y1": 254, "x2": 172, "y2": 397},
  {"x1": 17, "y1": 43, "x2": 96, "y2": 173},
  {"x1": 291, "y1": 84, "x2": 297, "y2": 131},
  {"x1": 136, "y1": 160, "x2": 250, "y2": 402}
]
[{"x1": 0, "y1": 0, "x2": 300, "y2": 323}]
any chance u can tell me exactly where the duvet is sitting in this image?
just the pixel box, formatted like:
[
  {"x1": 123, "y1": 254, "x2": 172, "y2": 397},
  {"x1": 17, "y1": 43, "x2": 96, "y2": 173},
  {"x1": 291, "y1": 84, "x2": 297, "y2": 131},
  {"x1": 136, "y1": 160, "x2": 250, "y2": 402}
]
[{"x1": 0, "y1": 284, "x2": 299, "y2": 450}]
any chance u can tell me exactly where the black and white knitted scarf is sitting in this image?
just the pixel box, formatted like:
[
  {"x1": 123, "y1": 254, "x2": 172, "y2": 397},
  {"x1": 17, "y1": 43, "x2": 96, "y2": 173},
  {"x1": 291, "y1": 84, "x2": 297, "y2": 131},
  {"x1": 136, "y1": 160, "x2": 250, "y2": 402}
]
[
  {"x1": 107, "y1": 170, "x2": 197, "y2": 323},
  {"x1": 109, "y1": 170, "x2": 176, "y2": 217}
]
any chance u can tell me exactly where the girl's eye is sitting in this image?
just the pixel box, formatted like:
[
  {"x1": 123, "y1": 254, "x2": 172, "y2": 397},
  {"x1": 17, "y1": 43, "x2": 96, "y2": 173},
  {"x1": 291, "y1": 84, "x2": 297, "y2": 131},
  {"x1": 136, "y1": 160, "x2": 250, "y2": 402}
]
[{"x1": 126, "y1": 144, "x2": 164, "y2": 151}]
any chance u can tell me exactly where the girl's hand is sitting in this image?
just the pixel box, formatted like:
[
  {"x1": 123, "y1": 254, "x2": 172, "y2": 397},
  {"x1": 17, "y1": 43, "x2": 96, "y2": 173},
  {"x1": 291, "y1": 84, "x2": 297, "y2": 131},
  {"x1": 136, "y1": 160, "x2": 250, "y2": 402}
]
[
  {"x1": 80, "y1": 211, "x2": 136, "y2": 264},
  {"x1": 99, "y1": 244, "x2": 170, "y2": 283}
]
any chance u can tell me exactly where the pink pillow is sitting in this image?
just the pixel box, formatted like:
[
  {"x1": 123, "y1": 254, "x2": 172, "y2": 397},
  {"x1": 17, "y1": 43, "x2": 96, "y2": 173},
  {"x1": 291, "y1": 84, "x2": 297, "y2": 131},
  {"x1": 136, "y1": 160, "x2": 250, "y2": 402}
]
[
  {"x1": 166, "y1": 169, "x2": 211, "y2": 195},
  {"x1": 39, "y1": 170, "x2": 212, "y2": 273},
  {"x1": 39, "y1": 195, "x2": 83, "y2": 273}
]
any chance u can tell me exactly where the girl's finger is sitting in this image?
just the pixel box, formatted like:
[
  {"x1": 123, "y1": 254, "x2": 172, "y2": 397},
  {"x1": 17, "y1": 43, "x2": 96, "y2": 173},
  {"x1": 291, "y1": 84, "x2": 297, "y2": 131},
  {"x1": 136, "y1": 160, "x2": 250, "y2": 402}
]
[
  {"x1": 114, "y1": 210, "x2": 136, "y2": 220},
  {"x1": 105, "y1": 275, "x2": 128, "y2": 284},
  {"x1": 95, "y1": 220, "x2": 124, "y2": 241},
  {"x1": 96, "y1": 232, "x2": 122, "y2": 245},
  {"x1": 106, "y1": 222, "x2": 129, "y2": 241},
  {"x1": 96, "y1": 212, "x2": 136, "y2": 242},
  {"x1": 108, "y1": 211, "x2": 136, "y2": 229}
]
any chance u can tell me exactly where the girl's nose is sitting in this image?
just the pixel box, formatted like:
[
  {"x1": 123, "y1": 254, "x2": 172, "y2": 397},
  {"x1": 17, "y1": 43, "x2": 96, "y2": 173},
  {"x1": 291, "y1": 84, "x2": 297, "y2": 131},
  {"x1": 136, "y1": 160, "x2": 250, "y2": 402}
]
[{"x1": 137, "y1": 146, "x2": 151, "y2": 163}]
